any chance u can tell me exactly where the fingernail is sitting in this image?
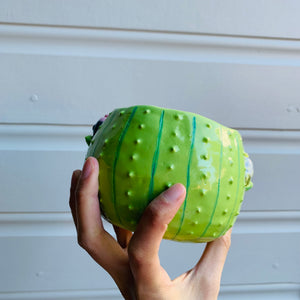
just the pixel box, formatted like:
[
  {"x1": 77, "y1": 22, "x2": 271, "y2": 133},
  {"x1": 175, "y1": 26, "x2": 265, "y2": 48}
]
[
  {"x1": 163, "y1": 183, "x2": 185, "y2": 203},
  {"x1": 82, "y1": 158, "x2": 93, "y2": 179}
]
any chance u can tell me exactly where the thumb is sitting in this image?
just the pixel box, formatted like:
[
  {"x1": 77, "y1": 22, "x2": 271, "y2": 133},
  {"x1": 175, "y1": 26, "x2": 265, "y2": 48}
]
[{"x1": 128, "y1": 184, "x2": 186, "y2": 284}]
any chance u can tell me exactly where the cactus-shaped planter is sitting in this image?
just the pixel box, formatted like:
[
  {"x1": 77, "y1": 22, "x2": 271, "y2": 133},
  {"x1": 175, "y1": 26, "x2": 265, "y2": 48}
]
[{"x1": 85, "y1": 105, "x2": 253, "y2": 242}]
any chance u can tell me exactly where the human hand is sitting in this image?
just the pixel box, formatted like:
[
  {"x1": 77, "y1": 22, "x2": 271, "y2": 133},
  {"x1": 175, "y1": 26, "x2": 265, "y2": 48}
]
[{"x1": 69, "y1": 157, "x2": 231, "y2": 300}]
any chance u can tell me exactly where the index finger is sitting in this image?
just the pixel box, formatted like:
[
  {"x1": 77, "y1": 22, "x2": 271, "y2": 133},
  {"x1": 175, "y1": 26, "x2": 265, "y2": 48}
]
[{"x1": 74, "y1": 157, "x2": 128, "y2": 277}]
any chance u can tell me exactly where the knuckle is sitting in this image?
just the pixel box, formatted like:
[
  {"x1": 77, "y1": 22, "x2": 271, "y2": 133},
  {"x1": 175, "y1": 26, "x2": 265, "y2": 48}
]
[
  {"x1": 128, "y1": 246, "x2": 145, "y2": 268},
  {"x1": 77, "y1": 229, "x2": 102, "y2": 256},
  {"x1": 77, "y1": 234, "x2": 87, "y2": 249},
  {"x1": 77, "y1": 234, "x2": 93, "y2": 253},
  {"x1": 144, "y1": 207, "x2": 167, "y2": 233},
  {"x1": 145, "y1": 203, "x2": 160, "y2": 219},
  {"x1": 144, "y1": 203, "x2": 163, "y2": 224}
]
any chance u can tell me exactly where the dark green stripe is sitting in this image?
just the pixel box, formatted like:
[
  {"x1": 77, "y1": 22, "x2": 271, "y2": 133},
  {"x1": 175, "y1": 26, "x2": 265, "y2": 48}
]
[
  {"x1": 112, "y1": 106, "x2": 138, "y2": 224},
  {"x1": 200, "y1": 126, "x2": 224, "y2": 237},
  {"x1": 219, "y1": 135, "x2": 241, "y2": 237},
  {"x1": 148, "y1": 110, "x2": 165, "y2": 202},
  {"x1": 173, "y1": 116, "x2": 196, "y2": 239}
]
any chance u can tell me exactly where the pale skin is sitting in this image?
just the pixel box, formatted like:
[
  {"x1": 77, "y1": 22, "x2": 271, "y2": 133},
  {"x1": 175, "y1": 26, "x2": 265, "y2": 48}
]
[{"x1": 69, "y1": 156, "x2": 232, "y2": 300}]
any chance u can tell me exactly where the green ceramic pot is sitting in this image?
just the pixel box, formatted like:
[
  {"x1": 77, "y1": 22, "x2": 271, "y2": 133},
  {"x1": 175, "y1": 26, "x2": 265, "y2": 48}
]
[{"x1": 85, "y1": 105, "x2": 253, "y2": 242}]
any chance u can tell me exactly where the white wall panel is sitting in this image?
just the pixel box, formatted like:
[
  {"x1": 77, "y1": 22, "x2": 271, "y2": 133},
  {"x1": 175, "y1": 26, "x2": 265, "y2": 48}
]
[
  {"x1": 0, "y1": 233, "x2": 299, "y2": 294},
  {"x1": 0, "y1": 227, "x2": 299, "y2": 289},
  {"x1": 1, "y1": 211, "x2": 299, "y2": 239},
  {"x1": 1, "y1": 25, "x2": 300, "y2": 129},
  {"x1": 219, "y1": 284, "x2": 300, "y2": 300},
  {"x1": 1, "y1": 0, "x2": 300, "y2": 39}
]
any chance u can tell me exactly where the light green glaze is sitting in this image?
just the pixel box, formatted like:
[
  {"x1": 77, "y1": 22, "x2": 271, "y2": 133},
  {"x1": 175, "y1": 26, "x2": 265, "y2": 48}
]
[{"x1": 86, "y1": 105, "x2": 253, "y2": 242}]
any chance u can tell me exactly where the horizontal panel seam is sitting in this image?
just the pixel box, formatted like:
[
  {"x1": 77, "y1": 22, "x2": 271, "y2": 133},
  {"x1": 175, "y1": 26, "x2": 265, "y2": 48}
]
[
  {"x1": 0, "y1": 283, "x2": 299, "y2": 296},
  {"x1": 2, "y1": 22, "x2": 300, "y2": 42},
  {"x1": 1, "y1": 123, "x2": 300, "y2": 132}
]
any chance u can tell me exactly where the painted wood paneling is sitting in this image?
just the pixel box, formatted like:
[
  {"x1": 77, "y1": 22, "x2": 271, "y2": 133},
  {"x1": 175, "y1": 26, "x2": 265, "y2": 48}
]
[
  {"x1": 1, "y1": 2, "x2": 300, "y2": 298},
  {"x1": 1, "y1": 25, "x2": 300, "y2": 129},
  {"x1": 219, "y1": 284, "x2": 300, "y2": 300},
  {"x1": 0, "y1": 233, "x2": 299, "y2": 292},
  {"x1": 1, "y1": 0, "x2": 300, "y2": 39},
  {"x1": 1, "y1": 211, "x2": 299, "y2": 238}
]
